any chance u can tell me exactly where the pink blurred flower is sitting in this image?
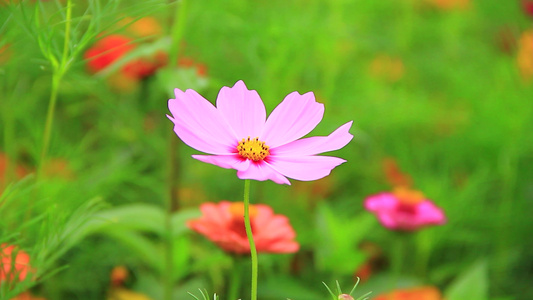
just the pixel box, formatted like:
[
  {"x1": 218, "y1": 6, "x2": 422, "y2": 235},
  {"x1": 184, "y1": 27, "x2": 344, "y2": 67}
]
[
  {"x1": 364, "y1": 187, "x2": 446, "y2": 231},
  {"x1": 0, "y1": 244, "x2": 31, "y2": 282},
  {"x1": 188, "y1": 201, "x2": 299, "y2": 254},
  {"x1": 167, "y1": 81, "x2": 353, "y2": 185}
]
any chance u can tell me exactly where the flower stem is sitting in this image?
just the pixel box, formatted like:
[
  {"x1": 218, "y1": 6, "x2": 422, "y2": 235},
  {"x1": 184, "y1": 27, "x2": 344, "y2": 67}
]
[
  {"x1": 391, "y1": 233, "x2": 406, "y2": 288},
  {"x1": 243, "y1": 179, "x2": 258, "y2": 300},
  {"x1": 163, "y1": 1, "x2": 189, "y2": 300},
  {"x1": 227, "y1": 256, "x2": 243, "y2": 300},
  {"x1": 38, "y1": 0, "x2": 72, "y2": 180}
]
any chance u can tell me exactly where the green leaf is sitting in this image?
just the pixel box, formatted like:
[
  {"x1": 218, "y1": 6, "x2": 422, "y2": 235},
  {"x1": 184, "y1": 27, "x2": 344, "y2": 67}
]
[
  {"x1": 83, "y1": 204, "x2": 166, "y2": 236},
  {"x1": 444, "y1": 260, "x2": 489, "y2": 300}
]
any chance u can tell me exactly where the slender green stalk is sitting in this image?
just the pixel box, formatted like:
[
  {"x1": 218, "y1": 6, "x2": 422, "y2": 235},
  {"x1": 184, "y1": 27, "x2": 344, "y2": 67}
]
[
  {"x1": 37, "y1": 0, "x2": 72, "y2": 180},
  {"x1": 243, "y1": 179, "x2": 258, "y2": 300},
  {"x1": 227, "y1": 256, "x2": 243, "y2": 300},
  {"x1": 391, "y1": 233, "x2": 406, "y2": 288},
  {"x1": 163, "y1": 1, "x2": 189, "y2": 299},
  {"x1": 168, "y1": 0, "x2": 188, "y2": 67}
]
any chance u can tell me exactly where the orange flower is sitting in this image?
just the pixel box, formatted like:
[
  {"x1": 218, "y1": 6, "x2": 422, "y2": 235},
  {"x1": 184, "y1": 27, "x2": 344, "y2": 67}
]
[
  {"x1": 426, "y1": 0, "x2": 470, "y2": 10},
  {"x1": 0, "y1": 244, "x2": 31, "y2": 282},
  {"x1": 110, "y1": 266, "x2": 129, "y2": 287},
  {"x1": 382, "y1": 158, "x2": 412, "y2": 188},
  {"x1": 517, "y1": 30, "x2": 533, "y2": 82},
  {"x1": 120, "y1": 17, "x2": 163, "y2": 38},
  {"x1": 0, "y1": 153, "x2": 29, "y2": 192},
  {"x1": 369, "y1": 54, "x2": 405, "y2": 82},
  {"x1": 373, "y1": 286, "x2": 443, "y2": 300},
  {"x1": 188, "y1": 201, "x2": 299, "y2": 254}
]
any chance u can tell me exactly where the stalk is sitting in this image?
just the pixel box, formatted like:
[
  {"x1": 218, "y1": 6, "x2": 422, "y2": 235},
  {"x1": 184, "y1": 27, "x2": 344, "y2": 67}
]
[
  {"x1": 164, "y1": 1, "x2": 189, "y2": 299},
  {"x1": 243, "y1": 179, "x2": 258, "y2": 300},
  {"x1": 38, "y1": 0, "x2": 72, "y2": 180}
]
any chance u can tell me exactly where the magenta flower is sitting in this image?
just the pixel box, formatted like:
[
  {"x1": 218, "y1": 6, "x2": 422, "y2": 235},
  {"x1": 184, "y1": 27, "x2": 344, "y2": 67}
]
[
  {"x1": 364, "y1": 187, "x2": 446, "y2": 231},
  {"x1": 167, "y1": 81, "x2": 353, "y2": 185}
]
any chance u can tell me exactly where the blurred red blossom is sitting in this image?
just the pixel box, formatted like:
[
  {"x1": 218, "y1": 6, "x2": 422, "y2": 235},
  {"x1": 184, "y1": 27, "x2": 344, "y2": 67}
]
[
  {"x1": 364, "y1": 187, "x2": 446, "y2": 231},
  {"x1": 10, "y1": 292, "x2": 46, "y2": 300},
  {"x1": 188, "y1": 201, "x2": 299, "y2": 254},
  {"x1": 373, "y1": 286, "x2": 443, "y2": 300},
  {"x1": 382, "y1": 158, "x2": 413, "y2": 188},
  {"x1": 84, "y1": 34, "x2": 166, "y2": 80},
  {"x1": 0, "y1": 244, "x2": 31, "y2": 282},
  {"x1": 523, "y1": 0, "x2": 533, "y2": 17}
]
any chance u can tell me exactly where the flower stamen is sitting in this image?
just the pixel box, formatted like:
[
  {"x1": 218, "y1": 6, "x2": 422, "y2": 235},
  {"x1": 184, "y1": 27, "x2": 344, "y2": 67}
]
[
  {"x1": 393, "y1": 186, "x2": 425, "y2": 205},
  {"x1": 237, "y1": 137, "x2": 270, "y2": 161}
]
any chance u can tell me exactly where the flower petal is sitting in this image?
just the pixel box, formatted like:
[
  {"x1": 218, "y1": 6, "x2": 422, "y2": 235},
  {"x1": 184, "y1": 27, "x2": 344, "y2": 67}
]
[
  {"x1": 236, "y1": 162, "x2": 291, "y2": 185},
  {"x1": 267, "y1": 155, "x2": 346, "y2": 181},
  {"x1": 271, "y1": 121, "x2": 353, "y2": 156},
  {"x1": 192, "y1": 154, "x2": 250, "y2": 171},
  {"x1": 261, "y1": 91, "x2": 324, "y2": 148},
  {"x1": 168, "y1": 88, "x2": 236, "y2": 154},
  {"x1": 216, "y1": 80, "x2": 266, "y2": 139},
  {"x1": 417, "y1": 201, "x2": 447, "y2": 225}
]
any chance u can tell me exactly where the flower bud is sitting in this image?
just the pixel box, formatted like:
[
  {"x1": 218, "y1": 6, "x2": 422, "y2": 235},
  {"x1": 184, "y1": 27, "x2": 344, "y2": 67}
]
[{"x1": 338, "y1": 294, "x2": 354, "y2": 300}]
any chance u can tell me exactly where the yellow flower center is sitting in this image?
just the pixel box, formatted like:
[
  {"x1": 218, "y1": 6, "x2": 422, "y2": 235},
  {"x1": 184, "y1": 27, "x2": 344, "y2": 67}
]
[
  {"x1": 237, "y1": 137, "x2": 270, "y2": 161},
  {"x1": 393, "y1": 186, "x2": 425, "y2": 205}
]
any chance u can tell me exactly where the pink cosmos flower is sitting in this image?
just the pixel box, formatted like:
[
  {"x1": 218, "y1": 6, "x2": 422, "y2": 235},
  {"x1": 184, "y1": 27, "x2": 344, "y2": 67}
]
[
  {"x1": 188, "y1": 201, "x2": 299, "y2": 254},
  {"x1": 364, "y1": 187, "x2": 446, "y2": 231},
  {"x1": 167, "y1": 81, "x2": 353, "y2": 185}
]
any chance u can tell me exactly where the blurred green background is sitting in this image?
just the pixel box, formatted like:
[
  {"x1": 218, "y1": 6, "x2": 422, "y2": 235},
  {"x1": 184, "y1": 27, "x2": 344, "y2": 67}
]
[{"x1": 1, "y1": 0, "x2": 532, "y2": 299}]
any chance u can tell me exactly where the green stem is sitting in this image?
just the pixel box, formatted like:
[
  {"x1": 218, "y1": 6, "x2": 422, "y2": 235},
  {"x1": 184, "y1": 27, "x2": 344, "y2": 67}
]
[
  {"x1": 391, "y1": 233, "x2": 406, "y2": 288},
  {"x1": 227, "y1": 256, "x2": 243, "y2": 300},
  {"x1": 163, "y1": 2, "x2": 189, "y2": 300},
  {"x1": 37, "y1": 0, "x2": 72, "y2": 180},
  {"x1": 38, "y1": 74, "x2": 60, "y2": 180},
  {"x1": 168, "y1": 0, "x2": 188, "y2": 67},
  {"x1": 243, "y1": 179, "x2": 258, "y2": 300}
]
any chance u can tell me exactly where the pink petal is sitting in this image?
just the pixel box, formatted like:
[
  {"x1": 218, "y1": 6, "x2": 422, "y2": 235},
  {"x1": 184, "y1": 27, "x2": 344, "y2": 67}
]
[
  {"x1": 364, "y1": 193, "x2": 398, "y2": 212},
  {"x1": 216, "y1": 81, "x2": 266, "y2": 139},
  {"x1": 236, "y1": 161, "x2": 291, "y2": 185},
  {"x1": 272, "y1": 121, "x2": 353, "y2": 156},
  {"x1": 192, "y1": 154, "x2": 251, "y2": 171},
  {"x1": 267, "y1": 156, "x2": 346, "y2": 181},
  {"x1": 261, "y1": 91, "x2": 324, "y2": 148},
  {"x1": 417, "y1": 201, "x2": 447, "y2": 225},
  {"x1": 168, "y1": 88, "x2": 236, "y2": 154}
]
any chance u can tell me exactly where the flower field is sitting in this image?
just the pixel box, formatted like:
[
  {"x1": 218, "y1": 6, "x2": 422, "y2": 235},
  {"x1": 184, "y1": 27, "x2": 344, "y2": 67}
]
[{"x1": 1, "y1": 0, "x2": 532, "y2": 299}]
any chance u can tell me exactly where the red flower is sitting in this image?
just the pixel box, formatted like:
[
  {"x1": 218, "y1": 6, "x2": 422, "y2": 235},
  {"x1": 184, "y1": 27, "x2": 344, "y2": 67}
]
[
  {"x1": 84, "y1": 34, "x2": 165, "y2": 80},
  {"x1": 373, "y1": 286, "x2": 443, "y2": 300},
  {"x1": 523, "y1": 0, "x2": 533, "y2": 17},
  {"x1": 0, "y1": 244, "x2": 31, "y2": 282},
  {"x1": 84, "y1": 35, "x2": 135, "y2": 73},
  {"x1": 188, "y1": 201, "x2": 299, "y2": 254}
]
